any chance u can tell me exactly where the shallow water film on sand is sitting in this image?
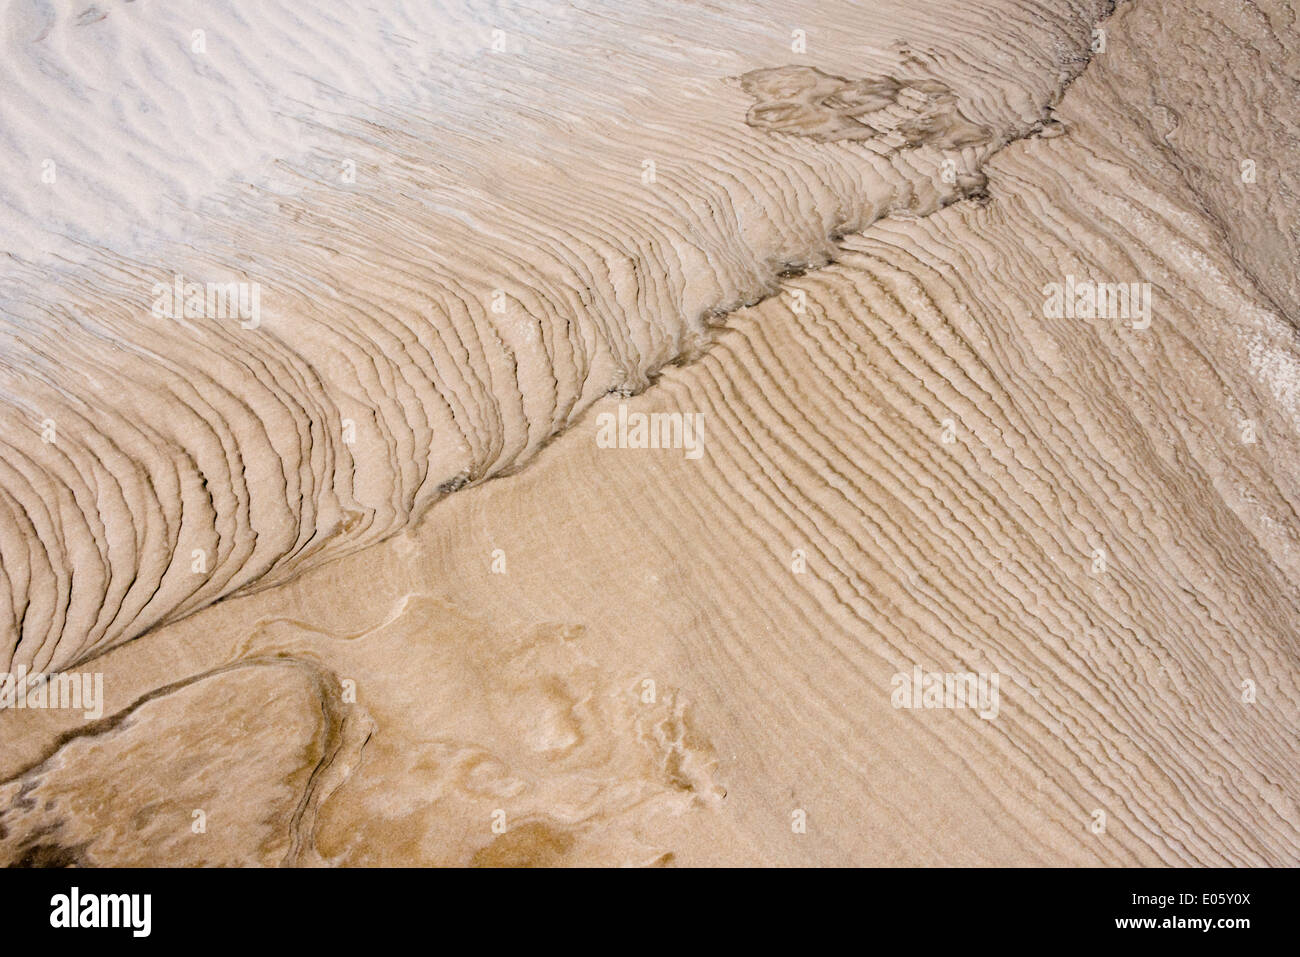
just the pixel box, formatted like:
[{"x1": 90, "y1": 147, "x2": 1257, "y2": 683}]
[{"x1": 0, "y1": 0, "x2": 1297, "y2": 876}]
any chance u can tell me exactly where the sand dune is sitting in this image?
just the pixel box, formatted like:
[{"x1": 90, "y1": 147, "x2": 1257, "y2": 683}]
[{"x1": 0, "y1": 0, "x2": 1297, "y2": 866}]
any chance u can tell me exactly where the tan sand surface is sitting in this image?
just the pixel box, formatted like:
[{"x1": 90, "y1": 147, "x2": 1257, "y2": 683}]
[{"x1": 1, "y1": 0, "x2": 1297, "y2": 865}]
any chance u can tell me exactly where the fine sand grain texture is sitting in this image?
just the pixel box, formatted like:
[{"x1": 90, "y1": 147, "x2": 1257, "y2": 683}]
[{"x1": 0, "y1": 0, "x2": 1297, "y2": 866}]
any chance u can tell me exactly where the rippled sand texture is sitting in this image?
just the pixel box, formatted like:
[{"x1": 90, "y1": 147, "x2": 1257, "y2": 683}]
[{"x1": 2, "y1": 0, "x2": 1298, "y2": 865}]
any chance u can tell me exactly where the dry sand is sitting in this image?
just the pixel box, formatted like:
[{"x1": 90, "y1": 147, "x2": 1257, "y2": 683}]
[{"x1": 0, "y1": 0, "x2": 1297, "y2": 866}]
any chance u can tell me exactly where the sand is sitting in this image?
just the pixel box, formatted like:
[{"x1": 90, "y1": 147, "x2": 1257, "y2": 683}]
[{"x1": 0, "y1": 0, "x2": 1297, "y2": 866}]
